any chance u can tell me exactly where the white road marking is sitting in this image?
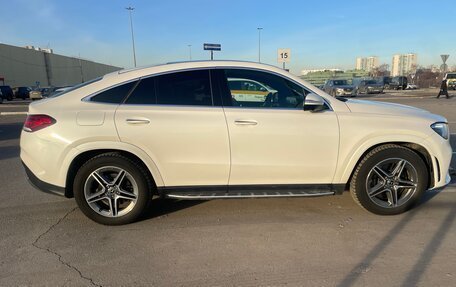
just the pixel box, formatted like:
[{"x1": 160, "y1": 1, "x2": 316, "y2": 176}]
[
  {"x1": 0, "y1": 112, "x2": 27, "y2": 115},
  {"x1": 372, "y1": 96, "x2": 427, "y2": 100},
  {"x1": 0, "y1": 105, "x2": 30, "y2": 108}
]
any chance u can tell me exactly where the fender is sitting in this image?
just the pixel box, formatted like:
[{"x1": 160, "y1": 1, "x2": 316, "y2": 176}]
[
  {"x1": 334, "y1": 133, "x2": 432, "y2": 184},
  {"x1": 58, "y1": 141, "x2": 165, "y2": 187}
]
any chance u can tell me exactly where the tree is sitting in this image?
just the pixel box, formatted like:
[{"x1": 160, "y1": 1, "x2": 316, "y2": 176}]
[
  {"x1": 370, "y1": 64, "x2": 390, "y2": 77},
  {"x1": 414, "y1": 68, "x2": 441, "y2": 88}
]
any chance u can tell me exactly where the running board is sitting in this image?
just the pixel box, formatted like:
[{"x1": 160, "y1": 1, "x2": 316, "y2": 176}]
[
  {"x1": 160, "y1": 184, "x2": 341, "y2": 200},
  {"x1": 166, "y1": 190, "x2": 334, "y2": 200}
]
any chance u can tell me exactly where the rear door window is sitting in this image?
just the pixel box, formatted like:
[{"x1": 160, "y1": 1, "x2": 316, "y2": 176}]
[
  {"x1": 125, "y1": 77, "x2": 155, "y2": 105},
  {"x1": 155, "y1": 70, "x2": 213, "y2": 106}
]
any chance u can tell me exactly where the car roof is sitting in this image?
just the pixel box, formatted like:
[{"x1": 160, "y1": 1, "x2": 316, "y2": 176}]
[{"x1": 102, "y1": 60, "x2": 292, "y2": 82}]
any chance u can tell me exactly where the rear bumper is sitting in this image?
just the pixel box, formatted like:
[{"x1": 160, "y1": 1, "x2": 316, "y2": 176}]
[{"x1": 23, "y1": 161, "x2": 67, "y2": 197}]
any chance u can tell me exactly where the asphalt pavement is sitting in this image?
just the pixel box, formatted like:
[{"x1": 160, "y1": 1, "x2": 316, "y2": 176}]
[{"x1": 0, "y1": 93, "x2": 455, "y2": 286}]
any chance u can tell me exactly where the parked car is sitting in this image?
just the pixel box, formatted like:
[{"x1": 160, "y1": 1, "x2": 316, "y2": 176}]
[
  {"x1": 227, "y1": 78, "x2": 277, "y2": 106},
  {"x1": 29, "y1": 88, "x2": 44, "y2": 100},
  {"x1": 0, "y1": 85, "x2": 14, "y2": 101},
  {"x1": 376, "y1": 76, "x2": 392, "y2": 89},
  {"x1": 353, "y1": 79, "x2": 384, "y2": 94},
  {"x1": 21, "y1": 61, "x2": 452, "y2": 225},
  {"x1": 389, "y1": 76, "x2": 408, "y2": 90},
  {"x1": 446, "y1": 73, "x2": 456, "y2": 90},
  {"x1": 15, "y1": 86, "x2": 32, "y2": 100},
  {"x1": 29, "y1": 86, "x2": 61, "y2": 100},
  {"x1": 322, "y1": 79, "x2": 355, "y2": 97}
]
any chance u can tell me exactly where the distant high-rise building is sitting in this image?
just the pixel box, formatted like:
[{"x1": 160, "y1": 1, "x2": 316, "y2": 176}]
[
  {"x1": 391, "y1": 53, "x2": 417, "y2": 76},
  {"x1": 355, "y1": 56, "x2": 379, "y2": 71}
]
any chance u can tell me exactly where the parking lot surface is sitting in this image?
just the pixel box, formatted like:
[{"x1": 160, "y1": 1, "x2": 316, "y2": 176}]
[{"x1": 1, "y1": 92, "x2": 455, "y2": 286}]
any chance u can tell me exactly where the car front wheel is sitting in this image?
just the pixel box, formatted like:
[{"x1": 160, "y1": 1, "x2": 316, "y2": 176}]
[
  {"x1": 74, "y1": 153, "x2": 152, "y2": 225},
  {"x1": 350, "y1": 144, "x2": 428, "y2": 215}
]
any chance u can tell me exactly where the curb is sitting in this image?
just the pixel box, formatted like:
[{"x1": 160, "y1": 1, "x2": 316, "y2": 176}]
[{"x1": 0, "y1": 112, "x2": 28, "y2": 116}]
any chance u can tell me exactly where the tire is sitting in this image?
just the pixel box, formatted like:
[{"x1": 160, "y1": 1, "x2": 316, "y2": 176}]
[
  {"x1": 74, "y1": 153, "x2": 153, "y2": 225},
  {"x1": 350, "y1": 144, "x2": 428, "y2": 215}
]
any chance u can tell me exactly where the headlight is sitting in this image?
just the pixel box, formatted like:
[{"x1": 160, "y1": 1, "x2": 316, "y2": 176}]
[{"x1": 431, "y1": 122, "x2": 449, "y2": 140}]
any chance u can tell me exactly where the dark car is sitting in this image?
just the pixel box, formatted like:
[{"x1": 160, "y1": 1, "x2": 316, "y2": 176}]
[
  {"x1": 0, "y1": 85, "x2": 14, "y2": 101},
  {"x1": 353, "y1": 79, "x2": 384, "y2": 94},
  {"x1": 389, "y1": 76, "x2": 408, "y2": 90},
  {"x1": 15, "y1": 86, "x2": 31, "y2": 100},
  {"x1": 376, "y1": 76, "x2": 392, "y2": 89},
  {"x1": 323, "y1": 79, "x2": 355, "y2": 97}
]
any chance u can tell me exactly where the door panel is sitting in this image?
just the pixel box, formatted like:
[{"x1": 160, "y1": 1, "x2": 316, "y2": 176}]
[
  {"x1": 224, "y1": 108, "x2": 339, "y2": 185},
  {"x1": 116, "y1": 105, "x2": 230, "y2": 186},
  {"x1": 218, "y1": 68, "x2": 340, "y2": 185},
  {"x1": 115, "y1": 69, "x2": 230, "y2": 187}
]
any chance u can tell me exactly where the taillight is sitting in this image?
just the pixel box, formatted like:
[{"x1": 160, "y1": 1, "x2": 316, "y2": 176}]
[{"x1": 23, "y1": 114, "x2": 56, "y2": 132}]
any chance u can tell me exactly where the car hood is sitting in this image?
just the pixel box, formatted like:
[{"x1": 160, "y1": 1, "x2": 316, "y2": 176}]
[{"x1": 344, "y1": 99, "x2": 446, "y2": 122}]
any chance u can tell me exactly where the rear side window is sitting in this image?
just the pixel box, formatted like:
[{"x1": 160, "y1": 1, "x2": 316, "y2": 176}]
[
  {"x1": 125, "y1": 77, "x2": 156, "y2": 105},
  {"x1": 91, "y1": 81, "x2": 137, "y2": 104},
  {"x1": 155, "y1": 70, "x2": 213, "y2": 106}
]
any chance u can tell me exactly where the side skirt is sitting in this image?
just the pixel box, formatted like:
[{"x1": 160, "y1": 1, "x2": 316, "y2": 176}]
[{"x1": 159, "y1": 184, "x2": 345, "y2": 200}]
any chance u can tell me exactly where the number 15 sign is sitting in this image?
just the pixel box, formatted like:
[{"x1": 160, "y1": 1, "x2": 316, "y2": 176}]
[{"x1": 277, "y1": 48, "x2": 291, "y2": 63}]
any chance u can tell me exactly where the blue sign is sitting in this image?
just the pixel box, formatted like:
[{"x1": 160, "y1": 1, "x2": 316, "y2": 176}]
[{"x1": 204, "y1": 43, "x2": 221, "y2": 51}]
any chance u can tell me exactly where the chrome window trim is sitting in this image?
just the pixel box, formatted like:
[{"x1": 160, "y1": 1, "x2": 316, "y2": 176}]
[{"x1": 83, "y1": 66, "x2": 333, "y2": 111}]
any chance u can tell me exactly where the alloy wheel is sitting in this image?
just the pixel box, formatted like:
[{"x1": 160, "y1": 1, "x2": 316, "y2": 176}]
[
  {"x1": 365, "y1": 158, "x2": 418, "y2": 208},
  {"x1": 84, "y1": 166, "x2": 139, "y2": 217}
]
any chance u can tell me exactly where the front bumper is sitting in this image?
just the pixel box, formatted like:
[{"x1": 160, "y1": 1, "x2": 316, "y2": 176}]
[
  {"x1": 23, "y1": 161, "x2": 66, "y2": 197},
  {"x1": 422, "y1": 134, "x2": 453, "y2": 189}
]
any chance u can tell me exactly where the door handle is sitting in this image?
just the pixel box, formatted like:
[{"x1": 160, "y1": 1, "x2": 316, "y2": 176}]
[
  {"x1": 126, "y1": 118, "x2": 150, "y2": 125},
  {"x1": 234, "y1": 120, "x2": 258, "y2": 126}
]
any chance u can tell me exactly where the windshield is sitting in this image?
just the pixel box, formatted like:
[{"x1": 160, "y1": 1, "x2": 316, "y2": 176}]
[
  {"x1": 48, "y1": 77, "x2": 102, "y2": 98},
  {"x1": 333, "y1": 80, "x2": 348, "y2": 85},
  {"x1": 447, "y1": 74, "x2": 456, "y2": 79}
]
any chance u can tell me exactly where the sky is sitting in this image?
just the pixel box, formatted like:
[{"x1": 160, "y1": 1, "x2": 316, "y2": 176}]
[{"x1": 1, "y1": 0, "x2": 455, "y2": 74}]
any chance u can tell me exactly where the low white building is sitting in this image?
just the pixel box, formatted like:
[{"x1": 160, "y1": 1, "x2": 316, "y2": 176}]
[{"x1": 300, "y1": 68, "x2": 342, "y2": 76}]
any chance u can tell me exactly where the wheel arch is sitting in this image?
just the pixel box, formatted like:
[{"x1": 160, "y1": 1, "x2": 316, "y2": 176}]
[
  {"x1": 64, "y1": 147, "x2": 163, "y2": 198},
  {"x1": 342, "y1": 142, "x2": 434, "y2": 191}
]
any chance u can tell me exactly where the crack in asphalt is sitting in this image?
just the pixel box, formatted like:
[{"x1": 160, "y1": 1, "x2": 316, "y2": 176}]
[{"x1": 31, "y1": 207, "x2": 102, "y2": 287}]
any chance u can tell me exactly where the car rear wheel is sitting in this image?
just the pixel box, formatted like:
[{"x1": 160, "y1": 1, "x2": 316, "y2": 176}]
[
  {"x1": 350, "y1": 144, "x2": 428, "y2": 215},
  {"x1": 74, "y1": 153, "x2": 152, "y2": 225}
]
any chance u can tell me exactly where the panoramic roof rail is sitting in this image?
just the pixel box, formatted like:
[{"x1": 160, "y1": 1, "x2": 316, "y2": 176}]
[{"x1": 117, "y1": 60, "x2": 281, "y2": 75}]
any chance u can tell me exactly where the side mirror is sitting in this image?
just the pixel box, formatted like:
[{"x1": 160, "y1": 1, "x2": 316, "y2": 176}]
[{"x1": 304, "y1": 93, "x2": 326, "y2": 112}]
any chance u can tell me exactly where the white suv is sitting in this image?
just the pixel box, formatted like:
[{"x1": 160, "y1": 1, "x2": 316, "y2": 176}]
[{"x1": 20, "y1": 61, "x2": 452, "y2": 225}]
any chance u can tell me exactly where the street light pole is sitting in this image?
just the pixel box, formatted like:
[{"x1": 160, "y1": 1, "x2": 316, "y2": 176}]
[
  {"x1": 126, "y1": 6, "x2": 137, "y2": 67},
  {"x1": 257, "y1": 27, "x2": 263, "y2": 63},
  {"x1": 188, "y1": 44, "x2": 192, "y2": 60}
]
